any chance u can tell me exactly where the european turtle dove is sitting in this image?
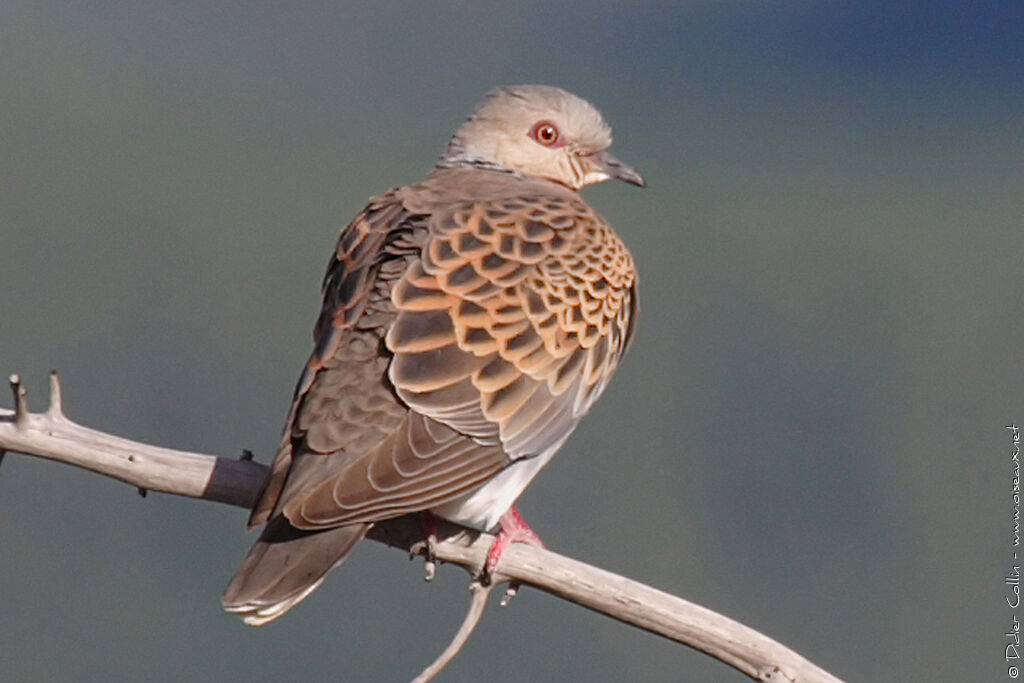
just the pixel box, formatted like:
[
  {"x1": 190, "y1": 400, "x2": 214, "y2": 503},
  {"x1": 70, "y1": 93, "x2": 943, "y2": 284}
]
[{"x1": 223, "y1": 85, "x2": 644, "y2": 624}]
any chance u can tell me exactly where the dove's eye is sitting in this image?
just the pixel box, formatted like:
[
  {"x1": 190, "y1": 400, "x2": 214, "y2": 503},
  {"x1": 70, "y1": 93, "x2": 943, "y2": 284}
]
[{"x1": 530, "y1": 121, "x2": 560, "y2": 146}]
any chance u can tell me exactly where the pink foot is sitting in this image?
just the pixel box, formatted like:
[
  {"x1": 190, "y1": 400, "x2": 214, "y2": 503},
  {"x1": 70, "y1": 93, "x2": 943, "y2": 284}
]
[{"x1": 484, "y1": 506, "x2": 545, "y2": 580}]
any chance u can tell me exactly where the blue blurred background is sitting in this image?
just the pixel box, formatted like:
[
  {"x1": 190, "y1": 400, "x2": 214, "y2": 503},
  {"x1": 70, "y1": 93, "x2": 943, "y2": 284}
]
[{"x1": 2, "y1": 2, "x2": 1021, "y2": 681}]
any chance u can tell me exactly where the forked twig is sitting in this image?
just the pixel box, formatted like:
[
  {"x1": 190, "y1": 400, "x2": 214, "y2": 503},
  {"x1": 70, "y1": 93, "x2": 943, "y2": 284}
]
[
  {"x1": 46, "y1": 370, "x2": 65, "y2": 420},
  {"x1": 9, "y1": 373, "x2": 29, "y2": 428}
]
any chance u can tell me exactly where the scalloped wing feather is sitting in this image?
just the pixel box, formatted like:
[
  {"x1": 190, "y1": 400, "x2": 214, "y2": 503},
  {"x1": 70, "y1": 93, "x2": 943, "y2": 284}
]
[{"x1": 388, "y1": 189, "x2": 636, "y2": 466}]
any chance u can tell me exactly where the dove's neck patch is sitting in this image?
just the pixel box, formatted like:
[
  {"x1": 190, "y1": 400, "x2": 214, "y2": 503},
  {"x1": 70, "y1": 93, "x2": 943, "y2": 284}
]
[{"x1": 436, "y1": 139, "x2": 521, "y2": 177}]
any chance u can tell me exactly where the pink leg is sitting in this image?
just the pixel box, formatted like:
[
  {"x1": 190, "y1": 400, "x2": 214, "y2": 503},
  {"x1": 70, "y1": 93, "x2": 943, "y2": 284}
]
[{"x1": 484, "y1": 506, "x2": 545, "y2": 578}]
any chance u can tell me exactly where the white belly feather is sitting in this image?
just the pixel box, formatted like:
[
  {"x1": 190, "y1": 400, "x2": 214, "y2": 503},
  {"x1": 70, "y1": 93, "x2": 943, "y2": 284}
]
[{"x1": 431, "y1": 435, "x2": 569, "y2": 531}]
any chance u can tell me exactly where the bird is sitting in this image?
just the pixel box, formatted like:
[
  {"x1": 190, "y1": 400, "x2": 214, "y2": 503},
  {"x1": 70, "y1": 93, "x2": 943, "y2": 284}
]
[{"x1": 222, "y1": 84, "x2": 644, "y2": 625}]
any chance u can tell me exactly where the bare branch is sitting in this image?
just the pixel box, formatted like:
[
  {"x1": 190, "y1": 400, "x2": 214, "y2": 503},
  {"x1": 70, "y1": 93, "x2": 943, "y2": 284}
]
[
  {"x1": 411, "y1": 580, "x2": 495, "y2": 683},
  {"x1": 0, "y1": 372, "x2": 265, "y2": 508},
  {"x1": 0, "y1": 374, "x2": 845, "y2": 683}
]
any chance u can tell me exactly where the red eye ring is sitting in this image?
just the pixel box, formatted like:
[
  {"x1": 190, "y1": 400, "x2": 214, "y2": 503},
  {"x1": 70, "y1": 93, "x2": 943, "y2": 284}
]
[{"x1": 530, "y1": 121, "x2": 560, "y2": 146}]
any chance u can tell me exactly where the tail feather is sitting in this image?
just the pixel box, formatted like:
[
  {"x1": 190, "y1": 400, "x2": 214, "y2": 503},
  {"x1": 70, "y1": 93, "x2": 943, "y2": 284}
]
[{"x1": 222, "y1": 517, "x2": 370, "y2": 625}]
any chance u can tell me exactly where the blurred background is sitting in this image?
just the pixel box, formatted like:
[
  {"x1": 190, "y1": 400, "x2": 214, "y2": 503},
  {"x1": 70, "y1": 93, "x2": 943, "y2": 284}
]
[{"x1": 2, "y1": 2, "x2": 1021, "y2": 681}]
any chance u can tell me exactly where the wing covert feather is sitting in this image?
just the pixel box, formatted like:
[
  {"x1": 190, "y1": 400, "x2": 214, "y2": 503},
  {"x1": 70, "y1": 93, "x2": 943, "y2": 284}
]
[{"x1": 388, "y1": 192, "x2": 636, "y2": 461}]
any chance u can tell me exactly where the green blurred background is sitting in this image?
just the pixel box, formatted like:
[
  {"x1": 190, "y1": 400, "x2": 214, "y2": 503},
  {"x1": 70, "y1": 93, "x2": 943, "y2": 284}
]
[{"x1": 2, "y1": 2, "x2": 1021, "y2": 681}]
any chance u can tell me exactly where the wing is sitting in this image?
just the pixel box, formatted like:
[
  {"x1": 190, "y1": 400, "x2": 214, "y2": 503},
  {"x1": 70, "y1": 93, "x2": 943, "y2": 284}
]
[
  {"x1": 247, "y1": 189, "x2": 422, "y2": 527},
  {"x1": 249, "y1": 188, "x2": 512, "y2": 531},
  {"x1": 252, "y1": 185, "x2": 635, "y2": 533},
  {"x1": 385, "y1": 191, "x2": 636, "y2": 477}
]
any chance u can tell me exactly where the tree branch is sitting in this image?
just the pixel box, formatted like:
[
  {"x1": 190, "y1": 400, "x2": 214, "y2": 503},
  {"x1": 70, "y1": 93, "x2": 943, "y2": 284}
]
[
  {"x1": 0, "y1": 372, "x2": 844, "y2": 683},
  {"x1": 410, "y1": 580, "x2": 495, "y2": 683}
]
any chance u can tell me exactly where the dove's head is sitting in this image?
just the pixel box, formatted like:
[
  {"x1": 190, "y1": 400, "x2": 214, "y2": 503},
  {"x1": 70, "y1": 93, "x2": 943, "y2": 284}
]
[{"x1": 439, "y1": 85, "x2": 644, "y2": 190}]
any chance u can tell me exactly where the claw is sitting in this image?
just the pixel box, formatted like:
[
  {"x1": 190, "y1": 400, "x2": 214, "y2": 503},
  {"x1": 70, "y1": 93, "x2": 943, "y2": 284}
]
[
  {"x1": 500, "y1": 583, "x2": 519, "y2": 606},
  {"x1": 410, "y1": 512, "x2": 440, "y2": 581}
]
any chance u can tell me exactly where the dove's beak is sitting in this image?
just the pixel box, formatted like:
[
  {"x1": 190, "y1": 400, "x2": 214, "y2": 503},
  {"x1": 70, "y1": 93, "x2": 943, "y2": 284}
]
[{"x1": 586, "y1": 150, "x2": 646, "y2": 188}]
